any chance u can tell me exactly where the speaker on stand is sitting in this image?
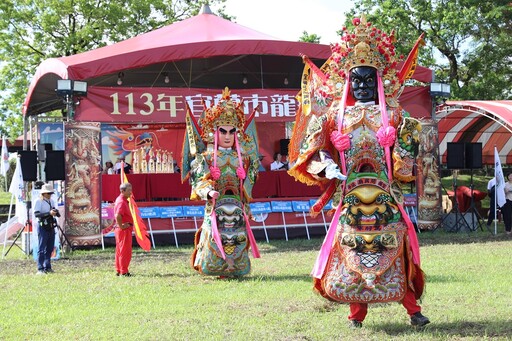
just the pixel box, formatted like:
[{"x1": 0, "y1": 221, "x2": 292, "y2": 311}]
[
  {"x1": 446, "y1": 142, "x2": 465, "y2": 170},
  {"x1": 465, "y1": 143, "x2": 484, "y2": 232},
  {"x1": 45, "y1": 151, "x2": 66, "y2": 181},
  {"x1": 18, "y1": 151, "x2": 38, "y2": 181},
  {"x1": 442, "y1": 143, "x2": 471, "y2": 232},
  {"x1": 279, "y1": 139, "x2": 290, "y2": 156}
]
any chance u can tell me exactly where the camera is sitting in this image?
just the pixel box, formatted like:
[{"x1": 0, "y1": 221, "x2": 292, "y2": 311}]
[{"x1": 52, "y1": 209, "x2": 61, "y2": 218}]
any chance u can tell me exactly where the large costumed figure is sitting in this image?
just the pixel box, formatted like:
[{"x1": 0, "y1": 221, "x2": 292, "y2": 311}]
[
  {"x1": 288, "y1": 15, "x2": 430, "y2": 327},
  {"x1": 182, "y1": 87, "x2": 261, "y2": 277}
]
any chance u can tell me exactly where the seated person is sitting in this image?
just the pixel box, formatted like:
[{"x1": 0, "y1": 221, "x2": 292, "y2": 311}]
[{"x1": 270, "y1": 152, "x2": 287, "y2": 171}]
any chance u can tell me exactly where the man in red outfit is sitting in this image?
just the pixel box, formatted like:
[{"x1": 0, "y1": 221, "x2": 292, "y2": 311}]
[{"x1": 114, "y1": 182, "x2": 134, "y2": 276}]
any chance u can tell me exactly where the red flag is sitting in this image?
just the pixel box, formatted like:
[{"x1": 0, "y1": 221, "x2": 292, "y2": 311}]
[
  {"x1": 398, "y1": 33, "x2": 425, "y2": 82},
  {"x1": 121, "y1": 163, "x2": 151, "y2": 251}
]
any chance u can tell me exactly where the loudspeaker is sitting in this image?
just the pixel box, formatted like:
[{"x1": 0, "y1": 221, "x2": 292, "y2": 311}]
[
  {"x1": 447, "y1": 143, "x2": 465, "y2": 169},
  {"x1": 18, "y1": 151, "x2": 38, "y2": 181},
  {"x1": 45, "y1": 151, "x2": 65, "y2": 180},
  {"x1": 280, "y1": 139, "x2": 290, "y2": 155},
  {"x1": 465, "y1": 143, "x2": 482, "y2": 169}
]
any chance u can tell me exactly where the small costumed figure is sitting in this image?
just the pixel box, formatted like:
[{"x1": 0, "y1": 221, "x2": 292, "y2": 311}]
[
  {"x1": 288, "y1": 15, "x2": 429, "y2": 328},
  {"x1": 132, "y1": 148, "x2": 140, "y2": 174},
  {"x1": 140, "y1": 149, "x2": 147, "y2": 174},
  {"x1": 155, "y1": 149, "x2": 162, "y2": 173},
  {"x1": 169, "y1": 152, "x2": 174, "y2": 173},
  {"x1": 148, "y1": 148, "x2": 155, "y2": 173},
  {"x1": 182, "y1": 87, "x2": 260, "y2": 277},
  {"x1": 161, "y1": 150, "x2": 169, "y2": 173}
]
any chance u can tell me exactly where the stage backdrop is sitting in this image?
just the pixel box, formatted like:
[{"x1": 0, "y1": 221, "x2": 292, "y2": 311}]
[{"x1": 101, "y1": 123, "x2": 185, "y2": 173}]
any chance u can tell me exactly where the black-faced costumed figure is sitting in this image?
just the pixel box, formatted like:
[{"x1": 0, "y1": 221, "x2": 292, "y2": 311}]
[{"x1": 288, "y1": 15, "x2": 430, "y2": 327}]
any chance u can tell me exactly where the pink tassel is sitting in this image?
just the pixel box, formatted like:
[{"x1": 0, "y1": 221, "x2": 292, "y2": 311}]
[
  {"x1": 330, "y1": 131, "x2": 351, "y2": 152},
  {"x1": 376, "y1": 73, "x2": 389, "y2": 129},
  {"x1": 376, "y1": 126, "x2": 396, "y2": 148},
  {"x1": 210, "y1": 129, "x2": 221, "y2": 180},
  {"x1": 243, "y1": 210, "x2": 260, "y2": 258},
  {"x1": 210, "y1": 198, "x2": 226, "y2": 260},
  {"x1": 398, "y1": 204, "x2": 421, "y2": 265},
  {"x1": 213, "y1": 129, "x2": 218, "y2": 169},
  {"x1": 377, "y1": 73, "x2": 393, "y2": 181},
  {"x1": 210, "y1": 166, "x2": 221, "y2": 180},
  {"x1": 311, "y1": 200, "x2": 343, "y2": 278},
  {"x1": 337, "y1": 74, "x2": 350, "y2": 133},
  {"x1": 336, "y1": 74, "x2": 351, "y2": 176},
  {"x1": 236, "y1": 167, "x2": 246, "y2": 180},
  {"x1": 234, "y1": 133, "x2": 245, "y2": 179}
]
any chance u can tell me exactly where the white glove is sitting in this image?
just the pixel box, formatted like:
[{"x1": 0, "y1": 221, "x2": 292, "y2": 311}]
[
  {"x1": 208, "y1": 190, "x2": 219, "y2": 199},
  {"x1": 325, "y1": 163, "x2": 347, "y2": 181}
]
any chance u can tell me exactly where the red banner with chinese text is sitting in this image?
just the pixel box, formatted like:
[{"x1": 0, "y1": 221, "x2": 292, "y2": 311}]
[{"x1": 76, "y1": 87, "x2": 299, "y2": 123}]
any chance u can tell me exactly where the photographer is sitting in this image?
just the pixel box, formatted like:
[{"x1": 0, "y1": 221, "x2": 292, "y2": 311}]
[{"x1": 33, "y1": 183, "x2": 59, "y2": 275}]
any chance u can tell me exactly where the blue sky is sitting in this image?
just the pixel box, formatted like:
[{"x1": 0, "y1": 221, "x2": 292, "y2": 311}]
[{"x1": 214, "y1": 0, "x2": 356, "y2": 45}]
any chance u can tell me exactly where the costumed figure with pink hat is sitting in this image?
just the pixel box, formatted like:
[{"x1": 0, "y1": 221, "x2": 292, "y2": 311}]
[
  {"x1": 182, "y1": 87, "x2": 261, "y2": 277},
  {"x1": 288, "y1": 15, "x2": 429, "y2": 327}
]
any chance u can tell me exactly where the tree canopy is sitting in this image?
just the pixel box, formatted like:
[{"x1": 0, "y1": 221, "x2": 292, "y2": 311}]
[
  {"x1": 346, "y1": 0, "x2": 512, "y2": 100},
  {"x1": 299, "y1": 31, "x2": 321, "y2": 44},
  {"x1": 1, "y1": 0, "x2": 510, "y2": 141},
  {"x1": 0, "y1": 0, "x2": 229, "y2": 140}
]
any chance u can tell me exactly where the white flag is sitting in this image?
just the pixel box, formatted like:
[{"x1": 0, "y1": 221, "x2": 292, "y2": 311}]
[
  {"x1": 495, "y1": 147, "x2": 506, "y2": 208},
  {"x1": 1, "y1": 136, "x2": 9, "y2": 177},
  {"x1": 8, "y1": 157, "x2": 27, "y2": 224}
]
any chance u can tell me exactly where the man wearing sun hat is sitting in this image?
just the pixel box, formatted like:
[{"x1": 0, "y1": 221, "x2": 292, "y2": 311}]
[{"x1": 33, "y1": 183, "x2": 59, "y2": 275}]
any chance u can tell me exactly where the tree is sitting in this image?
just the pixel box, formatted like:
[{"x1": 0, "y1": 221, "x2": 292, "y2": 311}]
[
  {"x1": 346, "y1": 0, "x2": 512, "y2": 100},
  {"x1": 299, "y1": 31, "x2": 321, "y2": 44},
  {"x1": 0, "y1": 0, "x2": 229, "y2": 140}
]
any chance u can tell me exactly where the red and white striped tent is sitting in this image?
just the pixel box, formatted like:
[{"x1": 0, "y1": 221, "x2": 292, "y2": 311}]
[{"x1": 437, "y1": 100, "x2": 512, "y2": 165}]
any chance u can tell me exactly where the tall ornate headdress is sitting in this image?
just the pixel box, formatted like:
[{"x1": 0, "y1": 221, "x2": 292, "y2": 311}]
[
  {"x1": 199, "y1": 87, "x2": 246, "y2": 143},
  {"x1": 305, "y1": 14, "x2": 423, "y2": 108},
  {"x1": 327, "y1": 15, "x2": 402, "y2": 103},
  {"x1": 182, "y1": 87, "x2": 260, "y2": 184}
]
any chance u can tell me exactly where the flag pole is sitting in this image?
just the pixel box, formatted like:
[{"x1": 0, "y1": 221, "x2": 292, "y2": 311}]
[
  {"x1": 494, "y1": 164, "x2": 498, "y2": 235},
  {"x1": 1, "y1": 135, "x2": 9, "y2": 192}
]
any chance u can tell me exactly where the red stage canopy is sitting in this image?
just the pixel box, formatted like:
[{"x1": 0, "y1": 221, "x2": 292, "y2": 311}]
[
  {"x1": 23, "y1": 7, "x2": 433, "y2": 118},
  {"x1": 437, "y1": 100, "x2": 512, "y2": 165}
]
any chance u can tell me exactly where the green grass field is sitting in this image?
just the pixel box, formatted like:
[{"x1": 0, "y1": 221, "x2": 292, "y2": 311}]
[{"x1": 1, "y1": 229, "x2": 511, "y2": 340}]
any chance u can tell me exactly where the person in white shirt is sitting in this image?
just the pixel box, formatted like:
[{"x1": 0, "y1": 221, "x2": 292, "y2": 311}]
[
  {"x1": 503, "y1": 173, "x2": 512, "y2": 234},
  {"x1": 270, "y1": 152, "x2": 286, "y2": 171},
  {"x1": 104, "y1": 161, "x2": 114, "y2": 175}
]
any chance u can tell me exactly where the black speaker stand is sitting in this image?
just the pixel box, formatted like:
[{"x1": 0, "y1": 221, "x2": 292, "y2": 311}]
[
  {"x1": 3, "y1": 201, "x2": 31, "y2": 257},
  {"x1": 55, "y1": 223, "x2": 74, "y2": 254},
  {"x1": 466, "y1": 169, "x2": 485, "y2": 232},
  {"x1": 442, "y1": 171, "x2": 472, "y2": 233}
]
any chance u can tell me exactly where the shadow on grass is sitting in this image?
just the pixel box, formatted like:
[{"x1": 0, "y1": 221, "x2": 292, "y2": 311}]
[
  {"x1": 129, "y1": 272, "x2": 312, "y2": 282},
  {"x1": 242, "y1": 273, "x2": 311, "y2": 282},
  {"x1": 374, "y1": 319, "x2": 512, "y2": 338},
  {"x1": 257, "y1": 230, "x2": 511, "y2": 254},
  {"x1": 421, "y1": 274, "x2": 461, "y2": 284}
]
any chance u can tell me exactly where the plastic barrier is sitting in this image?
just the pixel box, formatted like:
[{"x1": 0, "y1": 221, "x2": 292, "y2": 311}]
[
  {"x1": 159, "y1": 206, "x2": 184, "y2": 248},
  {"x1": 270, "y1": 201, "x2": 293, "y2": 241},
  {"x1": 249, "y1": 202, "x2": 272, "y2": 243}
]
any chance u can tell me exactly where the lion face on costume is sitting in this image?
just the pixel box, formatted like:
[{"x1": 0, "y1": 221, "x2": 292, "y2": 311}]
[{"x1": 342, "y1": 184, "x2": 398, "y2": 225}]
